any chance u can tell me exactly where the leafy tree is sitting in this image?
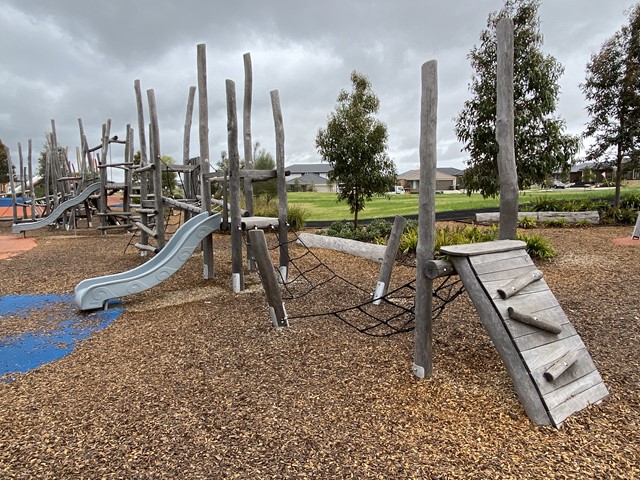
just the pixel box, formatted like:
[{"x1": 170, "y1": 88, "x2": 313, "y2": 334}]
[
  {"x1": 455, "y1": 0, "x2": 579, "y2": 197},
  {"x1": 132, "y1": 151, "x2": 177, "y2": 196},
  {"x1": 252, "y1": 142, "x2": 277, "y2": 200},
  {"x1": 581, "y1": 4, "x2": 640, "y2": 207},
  {"x1": 316, "y1": 70, "x2": 396, "y2": 228},
  {"x1": 253, "y1": 142, "x2": 275, "y2": 170},
  {"x1": 0, "y1": 138, "x2": 9, "y2": 191}
]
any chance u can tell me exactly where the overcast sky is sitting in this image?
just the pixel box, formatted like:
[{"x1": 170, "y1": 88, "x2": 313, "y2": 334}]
[{"x1": 1, "y1": 1, "x2": 637, "y2": 179}]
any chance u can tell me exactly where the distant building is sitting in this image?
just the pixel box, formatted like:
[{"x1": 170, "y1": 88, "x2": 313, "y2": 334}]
[
  {"x1": 397, "y1": 167, "x2": 464, "y2": 192},
  {"x1": 285, "y1": 163, "x2": 334, "y2": 192}
]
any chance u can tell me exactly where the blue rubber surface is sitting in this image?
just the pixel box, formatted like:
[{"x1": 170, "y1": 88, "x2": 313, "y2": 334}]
[{"x1": 0, "y1": 294, "x2": 123, "y2": 380}]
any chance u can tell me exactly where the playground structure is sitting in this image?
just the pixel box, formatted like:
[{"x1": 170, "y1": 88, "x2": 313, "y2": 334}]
[
  {"x1": 9, "y1": 23, "x2": 611, "y2": 428},
  {"x1": 6, "y1": 45, "x2": 290, "y2": 300}
]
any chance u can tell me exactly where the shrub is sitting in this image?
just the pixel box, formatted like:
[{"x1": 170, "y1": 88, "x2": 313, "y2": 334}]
[
  {"x1": 399, "y1": 228, "x2": 419, "y2": 254},
  {"x1": 517, "y1": 216, "x2": 537, "y2": 229},
  {"x1": 287, "y1": 204, "x2": 310, "y2": 232},
  {"x1": 621, "y1": 192, "x2": 640, "y2": 210},
  {"x1": 517, "y1": 232, "x2": 555, "y2": 259},
  {"x1": 542, "y1": 218, "x2": 568, "y2": 228},
  {"x1": 253, "y1": 199, "x2": 309, "y2": 232},
  {"x1": 524, "y1": 197, "x2": 564, "y2": 212},
  {"x1": 575, "y1": 219, "x2": 591, "y2": 227},
  {"x1": 600, "y1": 207, "x2": 638, "y2": 225}
]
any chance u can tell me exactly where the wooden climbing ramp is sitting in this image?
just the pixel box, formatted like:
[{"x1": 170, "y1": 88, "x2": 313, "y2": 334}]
[{"x1": 440, "y1": 240, "x2": 609, "y2": 428}]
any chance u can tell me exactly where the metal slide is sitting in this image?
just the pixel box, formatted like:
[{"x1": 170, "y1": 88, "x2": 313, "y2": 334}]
[
  {"x1": 12, "y1": 182, "x2": 101, "y2": 234},
  {"x1": 75, "y1": 211, "x2": 222, "y2": 310}
]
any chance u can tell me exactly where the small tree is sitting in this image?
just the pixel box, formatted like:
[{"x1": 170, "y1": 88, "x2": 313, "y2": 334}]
[{"x1": 316, "y1": 70, "x2": 396, "y2": 228}]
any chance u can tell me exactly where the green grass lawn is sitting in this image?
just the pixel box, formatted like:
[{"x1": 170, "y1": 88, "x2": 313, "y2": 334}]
[{"x1": 288, "y1": 186, "x2": 640, "y2": 222}]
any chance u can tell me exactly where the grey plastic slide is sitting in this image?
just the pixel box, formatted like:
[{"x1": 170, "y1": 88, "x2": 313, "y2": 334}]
[
  {"x1": 12, "y1": 182, "x2": 101, "y2": 233},
  {"x1": 75, "y1": 211, "x2": 222, "y2": 310}
]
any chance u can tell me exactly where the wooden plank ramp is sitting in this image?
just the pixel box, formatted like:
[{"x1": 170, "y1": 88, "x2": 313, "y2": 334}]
[{"x1": 441, "y1": 240, "x2": 608, "y2": 428}]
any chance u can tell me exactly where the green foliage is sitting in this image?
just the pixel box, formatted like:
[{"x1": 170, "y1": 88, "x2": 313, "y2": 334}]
[
  {"x1": 516, "y1": 232, "x2": 555, "y2": 259},
  {"x1": 319, "y1": 218, "x2": 394, "y2": 243},
  {"x1": 582, "y1": 4, "x2": 640, "y2": 207},
  {"x1": 397, "y1": 222, "x2": 554, "y2": 260},
  {"x1": 252, "y1": 147, "x2": 277, "y2": 201},
  {"x1": 399, "y1": 228, "x2": 419, "y2": 254},
  {"x1": 286, "y1": 204, "x2": 310, "y2": 232},
  {"x1": 522, "y1": 196, "x2": 611, "y2": 213},
  {"x1": 252, "y1": 198, "x2": 309, "y2": 232},
  {"x1": 575, "y1": 219, "x2": 592, "y2": 227},
  {"x1": 600, "y1": 207, "x2": 639, "y2": 225},
  {"x1": 0, "y1": 138, "x2": 9, "y2": 186},
  {"x1": 542, "y1": 218, "x2": 568, "y2": 228},
  {"x1": 517, "y1": 216, "x2": 537, "y2": 228},
  {"x1": 455, "y1": 0, "x2": 579, "y2": 198},
  {"x1": 621, "y1": 192, "x2": 640, "y2": 210},
  {"x1": 316, "y1": 71, "x2": 397, "y2": 228}
]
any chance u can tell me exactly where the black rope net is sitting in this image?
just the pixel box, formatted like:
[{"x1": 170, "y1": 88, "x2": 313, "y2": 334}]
[{"x1": 253, "y1": 231, "x2": 465, "y2": 337}]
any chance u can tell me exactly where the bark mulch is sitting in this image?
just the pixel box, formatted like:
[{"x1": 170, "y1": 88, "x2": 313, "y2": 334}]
[{"x1": 0, "y1": 221, "x2": 638, "y2": 479}]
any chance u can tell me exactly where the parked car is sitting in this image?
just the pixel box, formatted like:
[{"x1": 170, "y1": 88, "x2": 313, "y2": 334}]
[
  {"x1": 387, "y1": 186, "x2": 405, "y2": 195},
  {"x1": 552, "y1": 179, "x2": 566, "y2": 189}
]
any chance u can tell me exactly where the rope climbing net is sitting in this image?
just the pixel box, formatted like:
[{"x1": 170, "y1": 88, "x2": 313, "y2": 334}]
[{"x1": 256, "y1": 231, "x2": 465, "y2": 337}]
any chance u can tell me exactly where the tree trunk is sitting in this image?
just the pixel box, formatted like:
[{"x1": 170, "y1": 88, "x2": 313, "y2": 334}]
[{"x1": 615, "y1": 142, "x2": 622, "y2": 208}]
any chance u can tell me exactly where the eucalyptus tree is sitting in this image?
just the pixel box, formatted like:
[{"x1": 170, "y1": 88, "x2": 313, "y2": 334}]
[{"x1": 455, "y1": 0, "x2": 579, "y2": 197}]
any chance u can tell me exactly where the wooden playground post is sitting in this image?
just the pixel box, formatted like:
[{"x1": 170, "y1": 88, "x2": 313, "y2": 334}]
[
  {"x1": 226, "y1": 79, "x2": 245, "y2": 292},
  {"x1": 270, "y1": 89, "x2": 289, "y2": 281},
  {"x1": 7, "y1": 147, "x2": 18, "y2": 224},
  {"x1": 248, "y1": 229, "x2": 288, "y2": 327},
  {"x1": 134, "y1": 80, "x2": 151, "y2": 252},
  {"x1": 374, "y1": 215, "x2": 406, "y2": 304},
  {"x1": 147, "y1": 89, "x2": 165, "y2": 250},
  {"x1": 197, "y1": 43, "x2": 215, "y2": 279},
  {"x1": 27, "y1": 140, "x2": 35, "y2": 221},
  {"x1": 413, "y1": 60, "x2": 438, "y2": 379},
  {"x1": 242, "y1": 52, "x2": 255, "y2": 216},
  {"x1": 98, "y1": 121, "x2": 110, "y2": 234},
  {"x1": 496, "y1": 18, "x2": 518, "y2": 240},
  {"x1": 182, "y1": 85, "x2": 197, "y2": 223}
]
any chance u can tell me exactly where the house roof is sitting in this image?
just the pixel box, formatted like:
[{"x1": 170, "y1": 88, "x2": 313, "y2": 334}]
[
  {"x1": 438, "y1": 167, "x2": 464, "y2": 177},
  {"x1": 398, "y1": 169, "x2": 458, "y2": 181},
  {"x1": 286, "y1": 163, "x2": 332, "y2": 174},
  {"x1": 286, "y1": 172, "x2": 328, "y2": 185}
]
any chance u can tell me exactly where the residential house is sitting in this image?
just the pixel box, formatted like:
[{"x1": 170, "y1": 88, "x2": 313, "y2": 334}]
[
  {"x1": 397, "y1": 167, "x2": 464, "y2": 192},
  {"x1": 285, "y1": 163, "x2": 334, "y2": 192}
]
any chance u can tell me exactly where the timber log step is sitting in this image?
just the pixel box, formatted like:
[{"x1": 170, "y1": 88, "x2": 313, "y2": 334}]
[{"x1": 441, "y1": 240, "x2": 609, "y2": 428}]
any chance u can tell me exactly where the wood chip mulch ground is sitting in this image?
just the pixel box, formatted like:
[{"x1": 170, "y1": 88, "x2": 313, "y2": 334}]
[{"x1": 0, "y1": 220, "x2": 638, "y2": 479}]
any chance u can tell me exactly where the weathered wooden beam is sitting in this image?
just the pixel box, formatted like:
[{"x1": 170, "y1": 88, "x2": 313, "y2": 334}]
[
  {"x1": 497, "y1": 269, "x2": 543, "y2": 299},
  {"x1": 413, "y1": 60, "x2": 438, "y2": 379},
  {"x1": 476, "y1": 211, "x2": 600, "y2": 224},
  {"x1": 135, "y1": 221, "x2": 157, "y2": 238},
  {"x1": 243, "y1": 52, "x2": 255, "y2": 216},
  {"x1": 297, "y1": 233, "x2": 386, "y2": 263},
  {"x1": 147, "y1": 89, "x2": 165, "y2": 250},
  {"x1": 544, "y1": 350, "x2": 581, "y2": 382},
  {"x1": 227, "y1": 79, "x2": 244, "y2": 292},
  {"x1": 424, "y1": 259, "x2": 456, "y2": 279},
  {"x1": 162, "y1": 196, "x2": 202, "y2": 214},
  {"x1": 374, "y1": 215, "x2": 406, "y2": 304},
  {"x1": 507, "y1": 307, "x2": 562, "y2": 335},
  {"x1": 496, "y1": 17, "x2": 518, "y2": 240},
  {"x1": 134, "y1": 243, "x2": 158, "y2": 254},
  {"x1": 271, "y1": 89, "x2": 289, "y2": 278},
  {"x1": 248, "y1": 229, "x2": 288, "y2": 328},
  {"x1": 197, "y1": 43, "x2": 214, "y2": 279}
]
